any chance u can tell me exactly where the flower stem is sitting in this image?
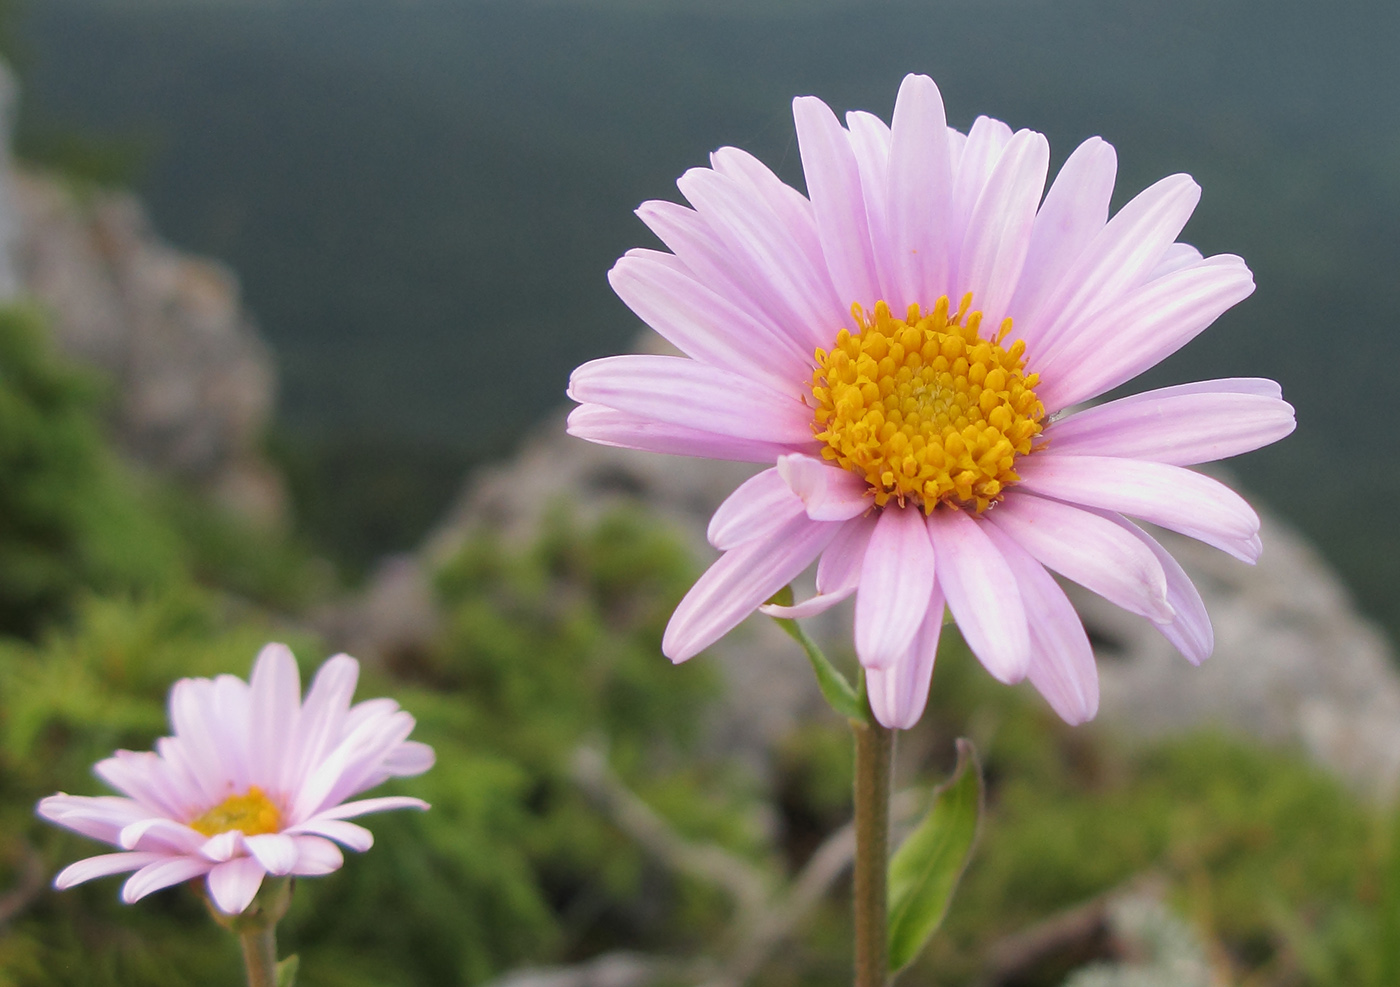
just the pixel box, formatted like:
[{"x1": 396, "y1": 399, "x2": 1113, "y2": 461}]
[
  {"x1": 853, "y1": 705, "x2": 894, "y2": 987},
  {"x1": 239, "y1": 923, "x2": 279, "y2": 987}
]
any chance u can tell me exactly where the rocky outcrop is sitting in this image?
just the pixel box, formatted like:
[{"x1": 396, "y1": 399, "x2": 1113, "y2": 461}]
[{"x1": 9, "y1": 173, "x2": 285, "y2": 525}]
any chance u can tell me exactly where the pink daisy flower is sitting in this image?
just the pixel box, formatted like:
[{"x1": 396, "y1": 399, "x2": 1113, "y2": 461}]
[
  {"x1": 567, "y1": 74, "x2": 1294, "y2": 730},
  {"x1": 38, "y1": 644, "x2": 434, "y2": 914}
]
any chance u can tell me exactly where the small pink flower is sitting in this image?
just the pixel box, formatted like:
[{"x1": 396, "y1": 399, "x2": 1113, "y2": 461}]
[
  {"x1": 38, "y1": 644, "x2": 434, "y2": 914},
  {"x1": 567, "y1": 74, "x2": 1294, "y2": 729}
]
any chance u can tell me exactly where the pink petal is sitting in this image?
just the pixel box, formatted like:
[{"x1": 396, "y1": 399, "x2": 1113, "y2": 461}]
[
  {"x1": 566, "y1": 404, "x2": 811, "y2": 464},
  {"x1": 1016, "y1": 455, "x2": 1261, "y2": 562},
  {"x1": 777, "y1": 453, "x2": 872, "y2": 521},
  {"x1": 205, "y1": 857, "x2": 266, "y2": 915},
  {"x1": 1043, "y1": 385, "x2": 1295, "y2": 466},
  {"x1": 926, "y1": 510, "x2": 1029, "y2": 683},
  {"x1": 164, "y1": 681, "x2": 240, "y2": 807},
  {"x1": 122, "y1": 855, "x2": 214, "y2": 904},
  {"x1": 289, "y1": 835, "x2": 344, "y2": 876},
  {"x1": 1010, "y1": 136, "x2": 1118, "y2": 347},
  {"x1": 886, "y1": 74, "x2": 952, "y2": 312},
  {"x1": 118, "y1": 818, "x2": 204, "y2": 854},
  {"x1": 956, "y1": 128, "x2": 1049, "y2": 331},
  {"x1": 1150, "y1": 241, "x2": 1204, "y2": 278},
  {"x1": 1028, "y1": 173, "x2": 1201, "y2": 361},
  {"x1": 664, "y1": 514, "x2": 840, "y2": 662},
  {"x1": 794, "y1": 95, "x2": 880, "y2": 309},
  {"x1": 757, "y1": 588, "x2": 853, "y2": 620},
  {"x1": 54, "y1": 851, "x2": 164, "y2": 890},
  {"x1": 1101, "y1": 514, "x2": 1215, "y2": 664},
  {"x1": 242, "y1": 834, "x2": 298, "y2": 876},
  {"x1": 854, "y1": 506, "x2": 936, "y2": 670},
  {"x1": 866, "y1": 593, "x2": 945, "y2": 729},
  {"x1": 199, "y1": 831, "x2": 242, "y2": 863},
  {"x1": 983, "y1": 524, "x2": 1099, "y2": 724},
  {"x1": 946, "y1": 115, "x2": 1013, "y2": 286},
  {"x1": 817, "y1": 513, "x2": 878, "y2": 595},
  {"x1": 311, "y1": 796, "x2": 430, "y2": 820},
  {"x1": 288, "y1": 653, "x2": 361, "y2": 796},
  {"x1": 677, "y1": 166, "x2": 846, "y2": 349},
  {"x1": 306, "y1": 711, "x2": 420, "y2": 815},
  {"x1": 94, "y1": 751, "x2": 191, "y2": 820},
  {"x1": 249, "y1": 642, "x2": 301, "y2": 794},
  {"x1": 568, "y1": 355, "x2": 815, "y2": 445},
  {"x1": 381, "y1": 741, "x2": 435, "y2": 777},
  {"x1": 1033, "y1": 255, "x2": 1256, "y2": 409},
  {"x1": 285, "y1": 818, "x2": 375, "y2": 852},
  {"x1": 708, "y1": 468, "x2": 805, "y2": 550},
  {"x1": 985, "y1": 492, "x2": 1173, "y2": 621},
  {"x1": 609, "y1": 250, "x2": 809, "y2": 385},
  {"x1": 38, "y1": 794, "x2": 148, "y2": 845},
  {"x1": 758, "y1": 514, "x2": 875, "y2": 618},
  {"x1": 635, "y1": 199, "x2": 794, "y2": 342},
  {"x1": 844, "y1": 110, "x2": 894, "y2": 301}
]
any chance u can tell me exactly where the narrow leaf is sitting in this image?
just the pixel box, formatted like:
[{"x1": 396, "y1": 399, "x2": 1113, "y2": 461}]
[
  {"x1": 887, "y1": 739, "x2": 984, "y2": 972},
  {"x1": 276, "y1": 954, "x2": 300, "y2": 987},
  {"x1": 766, "y1": 586, "x2": 867, "y2": 722}
]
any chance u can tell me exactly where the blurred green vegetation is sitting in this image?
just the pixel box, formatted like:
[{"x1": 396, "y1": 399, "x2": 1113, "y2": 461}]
[{"x1": 0, "y1": 301, "x2": 1396, "y2": 986}]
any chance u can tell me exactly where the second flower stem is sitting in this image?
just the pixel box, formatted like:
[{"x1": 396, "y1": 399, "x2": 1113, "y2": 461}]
[
  {"x1": 853, "y1": 709, "x2": 893, "y2": 987},
  {"x1": 239, "y1": 923, "x2": 278, "y2": 987}
]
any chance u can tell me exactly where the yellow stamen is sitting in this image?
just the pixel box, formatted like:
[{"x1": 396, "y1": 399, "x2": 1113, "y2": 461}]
[
  {"x1": 189, "y1": 786, "x2": 282, "y2": 837},
  {"x1": 811, "y1": 295, "x2": 1045, "y2": 514}
]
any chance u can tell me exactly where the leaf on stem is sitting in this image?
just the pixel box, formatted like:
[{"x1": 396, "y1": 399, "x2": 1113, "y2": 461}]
[
  {"x1": 276, "y1": 954, "x2": 299, "y2": 987},
  {"x1": 765, "y1": 586, "x2": 866, "y2": 722},
  {"x1": 886, "y1": 738, "x2": 984, "y2": 973}
]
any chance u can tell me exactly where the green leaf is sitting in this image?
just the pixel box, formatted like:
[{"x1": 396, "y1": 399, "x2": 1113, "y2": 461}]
[
  {"x1": 765, "y1": 586, "x2": 867, "y2": 722},
  {"x1": 887, "y1": 738, "x2": 984, "y2": 972},
  {"x1": 276, "y1": 954, "x2": 300, "y2": 987}
]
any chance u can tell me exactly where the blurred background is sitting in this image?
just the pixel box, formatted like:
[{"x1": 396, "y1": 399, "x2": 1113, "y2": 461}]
[{"x1": 0, "y1": 0, "x2": 1397, "y2": 984}]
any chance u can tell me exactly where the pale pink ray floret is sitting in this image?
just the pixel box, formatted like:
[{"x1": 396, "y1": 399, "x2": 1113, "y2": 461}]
[
  {"x1": 37, "y1": 644, "x2": 435, "y2": 914},
  {"x1": 567, "y1": 74, "x2": 1294, "y2": 729}
]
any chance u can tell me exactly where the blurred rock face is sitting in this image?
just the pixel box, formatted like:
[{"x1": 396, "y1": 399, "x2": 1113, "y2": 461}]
[{"x1": 9, "y1": 173, "x2": 285, "y2": 526}]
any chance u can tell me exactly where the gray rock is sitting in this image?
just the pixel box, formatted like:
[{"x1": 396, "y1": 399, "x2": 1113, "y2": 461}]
[{"x1": 10, "y1": 171, "x2": 286, "y2": 525}]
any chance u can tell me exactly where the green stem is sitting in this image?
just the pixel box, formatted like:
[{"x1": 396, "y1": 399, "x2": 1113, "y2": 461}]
[
  {"x1": 853, "y1": 705, "x2": 894, "y2": 987},
  {"x1": 239, "y1": 923, "x2": 278, "y2": 987}
]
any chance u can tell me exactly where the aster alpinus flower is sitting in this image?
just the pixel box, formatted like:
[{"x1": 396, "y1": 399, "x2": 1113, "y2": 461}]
[
  {"x1": 567, "y1": 74, "x2": 1294, "y2": 730},
  {"x1": 38, "y1": 643, "x2": 434, "y2": 915}
]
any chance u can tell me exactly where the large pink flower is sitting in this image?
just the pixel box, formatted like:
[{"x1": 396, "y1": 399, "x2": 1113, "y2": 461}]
[
  {"x1": 567, "y1": 74, "x2": 1294, "y2": 729},
  {"x1": 38, "y1": 644, "x2": 434, "y2": 914}
]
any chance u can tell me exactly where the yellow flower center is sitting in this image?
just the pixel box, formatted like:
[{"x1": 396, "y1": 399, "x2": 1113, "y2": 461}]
[
  {"x1": 811, "y1": 295, "x2": 1045, "y2": 514},
  {"x1": 188, "y1": 786, "x2": 282, "y2": 837}
]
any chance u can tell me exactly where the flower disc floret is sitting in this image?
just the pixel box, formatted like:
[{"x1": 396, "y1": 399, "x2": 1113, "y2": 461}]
[
  {"x1": 189, "y1": 786, "x2": 282, "y2": 838},
  {"x1": 812, "y1": 295, "x2": 1045, "y2": 513}
]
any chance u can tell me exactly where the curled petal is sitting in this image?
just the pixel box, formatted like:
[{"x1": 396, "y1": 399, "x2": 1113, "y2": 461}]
[{"x1": 777, "y1": 453, "x2": 872, "y2": 521}]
